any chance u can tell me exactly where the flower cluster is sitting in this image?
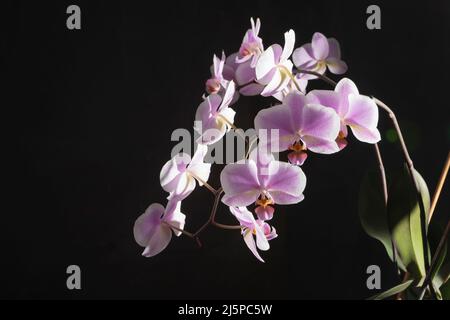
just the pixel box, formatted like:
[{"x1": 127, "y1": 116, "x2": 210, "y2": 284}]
[{"x1": 134, "y1": 18, "x2": 381, "y2": 262}]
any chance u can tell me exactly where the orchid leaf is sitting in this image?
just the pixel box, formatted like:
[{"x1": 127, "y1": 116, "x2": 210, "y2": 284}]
[
  {"x1": 428, "y1": 221, "x2": 450, "y2": 289},
  {"x1": 358, "y1": 170, "x2": 405, "y2": 269},
  {"x1": 368, "y1": 279, "x2": 414, "y2": 300},
  {"x1": 387, "y1": 167, "x2": 430, "y2": 280}
]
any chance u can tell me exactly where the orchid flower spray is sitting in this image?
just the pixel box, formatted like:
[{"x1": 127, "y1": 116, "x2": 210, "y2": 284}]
[{"x1": 133, "y1": 17, "x2": 449, "y2": 300}]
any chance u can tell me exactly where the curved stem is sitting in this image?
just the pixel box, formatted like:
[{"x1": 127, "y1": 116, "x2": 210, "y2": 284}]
[
  {"x1": 374, "y1": 144, "x2": 388, "y2": 206},
  {"x1": 374, "y1": 144, "x2": 399, "y2": 273},
  {"x1": 191, "y1": 188, "x2": 241, "y2": 238},
  {"x1": 371, "y1": 97, "x2": 431, "y2": 292},
  {"x1": 212, "y1": 221, "x2": 242, "y2": 230},
  {"x1": 163, "y1": 221, "x2": 195, "y2": 238},
  {"x1": 296, "y1": 69, "x2": 337, "y2": 86},
  {"x1": 279, "y1": 65, "x2": 304, "y2": 92},
  {"x1": 190, "y1": 172, "x2": 217, "y2": 194},
  {"x1": 163, "y1": 221, "x2": 202, "y2": 247}
]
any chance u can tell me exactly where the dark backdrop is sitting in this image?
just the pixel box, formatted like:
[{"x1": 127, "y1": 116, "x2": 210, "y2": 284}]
[{"x1": 3, "y1": 0, "x2": 450, "y2": 299}]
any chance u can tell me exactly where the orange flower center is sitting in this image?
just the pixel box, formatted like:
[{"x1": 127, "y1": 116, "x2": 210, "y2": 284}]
[
  {"x1": 289, "y1": 141, "x2": 306, "y2": 152},
  {"x1": 256, "y1": 197, "x2": 274, "y2": 208}
]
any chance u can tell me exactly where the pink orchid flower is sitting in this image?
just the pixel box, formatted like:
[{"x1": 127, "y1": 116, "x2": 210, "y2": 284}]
[
  {"x1": 215, "y1": 51, "x2": 265, "y2": 97},
  {"x1": 272, "y1": 72, "x2": 309, "y2": 102},
  {"x1": 206, "y1": 52, "x2": 236, "y2": 94},
  {"x1": 254, "y1": 90, "x2": 340, "y2": 166},
  {"x1": 255, "y1": 29, "x2": 296, "y2": 97},
  {"x1": 195, "y1": 81, "x2": 236, "y2": 145},
  {"x1": 229, "y1": 206, "x2": 277, "y2": 263},
  {"x1": 160, "y1": 144, "x2": 211, "y2": 200},
  {"x1": 220, "y1": 148, "x2": 306, "y2": 220},
  {"x1": 133, "y1": 200, "x2": 185, "y2": 257},
  {"x1": 292, "y1": 32, "x2": 347, "y2": 77},
  {"x1": 308, "y1": 78, "x2": 381, "y2": 148},
  {"x1": 233, "y1": 59, "x2": 265, "y2": 96},
  {"x1": 236, "y1": 17, "x2": 263, "y2": 67}
]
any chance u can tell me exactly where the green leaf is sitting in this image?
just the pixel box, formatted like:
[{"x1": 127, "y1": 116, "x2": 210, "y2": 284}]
[
  {"x1": 441, "y1": 278, "x2": 450, "y2": 300},
  {"x1": 387, "y1": 167, "x2": 430, "y2": 279},
  {"x1": 428, "y1": 221, "x2": 449, "y2": 289},
  {"x1": 358, "y1": 171, "x2": 404, "y2": 269},
  {"x1": 368, "y1": 280, "x2": 414, "y2": 300}
]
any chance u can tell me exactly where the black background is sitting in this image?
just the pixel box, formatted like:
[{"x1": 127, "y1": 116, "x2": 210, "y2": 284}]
[{"x1": 3, "y1": 0, "x2": 450, "y2": 299}]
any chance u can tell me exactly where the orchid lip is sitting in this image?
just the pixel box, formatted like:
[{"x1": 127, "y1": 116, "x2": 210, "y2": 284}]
[{"x1": 256, "y1": 197, "x2": 274, "y2": 207}]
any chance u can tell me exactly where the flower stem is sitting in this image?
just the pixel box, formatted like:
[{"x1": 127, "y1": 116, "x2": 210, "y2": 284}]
[
  {"x1": 371, "y1": 97, "x2": 432, "y2": 291},
  {"x1": 428, "y1": 151, "x2": 450, "y2": 223},
  {"x1": 418, "y1": 152, "x2": 450, "y2": 299},
  {"x1": 190, "y1": 172, "x2": 217, "y2": 194},
  {"x1": 279, "y1": 65, "x2": 304, "y2": 92},
  {"x1": 374, "y1": 144, "x2": 400, "y2": 274},
  {"x1": 212, "y1": 221, "x2": 242, "y2": 230},
  {"x1": 296, "y1": 69, "x2": 337, "y2": 86},
  {"x1": 162, "y1": 221, "x2": 202, "y2": 247},
  {"x1": 217, "y1": 114, "x2": 237, "y2": 130}
]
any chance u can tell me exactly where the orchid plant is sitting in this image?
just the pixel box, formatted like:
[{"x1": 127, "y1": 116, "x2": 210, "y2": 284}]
[{"x1": 133, "y1": 18, "x2": 450, "y2": 300}]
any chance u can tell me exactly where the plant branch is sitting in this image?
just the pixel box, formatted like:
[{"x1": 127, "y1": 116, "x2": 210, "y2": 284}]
[
  {"x1": 428, "y1": 151, "x2": 450, "y2": 223},
  {"x1": 374, "y1": 144, "x2": 388, "y2": 205},
  {"x1": 191, "y1": 188, "x2": 241, "y2": 239},
  {"x1": 296, "y1": 69, "x2": 337, "y2": 86},
  {"x1": 212, "y1": 221, "x2": 242, "y2": 230}
]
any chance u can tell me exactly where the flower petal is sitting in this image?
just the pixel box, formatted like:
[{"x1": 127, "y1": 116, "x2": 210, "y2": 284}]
[
  {"x1": 280, "y1": 29, "x2": 295, "y2": 62},
  {"x1": 243, "y1": 229, "x2": 265, "y2": 262},
  {"x1": 256, "y1": 45, "x2": 277, "y2": 80},
  {"x1": 133, "y1": 203, "x2": 165, "y2": 247},
  {"x1": 335, "y1": 77, "x2": 359, "y2": 97},
  {"x1": 292, "y1": 44, "x2": 315, "y2": 69},
  {"x1": 188, "y1": 162, "x2": 211, "y2": 186},
  {"x1": 254, "y1": 104, "x2": 297, "y2": 152},
  {"x1": 142, "y1": 225, "x2": 172, "y2": 257},
  {"x1": 235, "y1": 61, "x2": 255, "y2": 86},
  {"x1": 301, "y1": 135, "x2": 339, "y2": 154},
  {"x1": 163, "y1": 200, "x2": 186, "y2": 237},
  {"x1": 345, "y1": 94, "x2": 381, "y2": 143},
  {"x1": 254, "y1": 221, "x2": 270, "y2": 251},
  {"x1": 220, "y1": 161, "x2": 261, "y2": 207},
  {"x1": 326, "y1": 58, "x2": 348, "y2": 74},
  {"x1": 327, "y1": 38, "x2": 341, "y2": 59},
  {"x1": 308, "y1": 89, "x2": 346, "y2": 117},
  {"x1": 160, "y1": 158, "x2": 182, "y2": 193},
  {"x1": 239, "y1": 83, "x2": 264, "y2": 96},
  {"x1": 218, "y1": 81, "x2": 235, "y2": 112},
  {"x1": 172, "y1": 173, "x2": 196, "y2": 200},
  {"x1": 298, "y1": 103, "x2": 340, "y2": 153},
  {"x1": 230, "y1": 206, "x2": 255, "y2": 230},
  {"x1": 255, "y1": 205, "x2": 274, "y2": 221},
  {"x1": 264, "y1": 161, "x2": 306, "y2": 204},
  {"x1": 197, "y1": 126, "x2": 227, "y2": 146},
  {"x1": 311, "y1": 32, "x2": 329, "y2": 60},
  {"x1": 260, "y1": 68, "x2": 282, "y2": 96}
]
